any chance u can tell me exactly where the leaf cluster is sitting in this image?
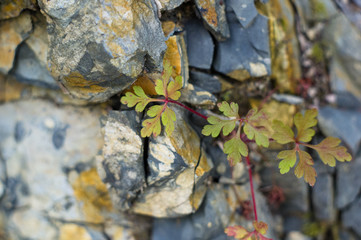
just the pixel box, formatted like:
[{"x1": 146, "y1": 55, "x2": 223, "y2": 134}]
[
  {"x1": 121, "y1": 61, "x2": 182, "y2": 137},
  {"x1": 225, "y1": 221, "x2": 271, "y2": 240}
]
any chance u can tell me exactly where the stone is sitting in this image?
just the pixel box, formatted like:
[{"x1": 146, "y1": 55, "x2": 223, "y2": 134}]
[
  {"x1": 0, "y1": 0, "x2": 37, "y2": 20},
  {"x1": 38, "y1": 0, "x2": 167, "y2": 102},
  {"x1": 318, "y1": 106, "x2": 361, "y2": 154},
  {"x1": 152, "y1": 185, "x2": 231, "y2": 240},
  {"x1": 213, "y1": 8, "x2": 270, "y2": 81},
  {"x1": 335, "y1": 91, "x2": 361, "y2": 110},
  {"x1": 342, "y1": 196, "x2": 361, "y2": 238},
  {"x1": 263, "y1": 0, "x2": 302, "y2": 91},
  {"x1": 311, "y1": 174, "x2": 335, "y2": 221},
  {"x1": 97, "y1": 110, "x2": 146, "y2": 211},
  {"x1": 185, "y1": 18, "x2": 214, "y2": 69},
  {"x1": 158, "y1": 0, "x2": 185, "y2": 10},
  {"x1": 132, "y1": 107, "x2": 213, "y2": 217},
  {"x1": 194, "y1": 0, "x2": 230, "y2": 41},
  {"x1": 0, "y1": 12, "x2": 32, "y2": 74},
  {"x1": 293, "y1": 0, "x2": 338, "y2": 25},
  {"x1": 324, "y1": 15, "x2": 361, "y2": 100},
  {"x1": 226, "y1": 0, "x2": 258, "y2": 28},
  {"x1": 189, "y1": 71, "x2": 222, "y2": 93},
  {"x1": 11, "y1": 13, "x2": 58, "y2": 89},
  {"x1": 179, "y1": 83, "x2": 217, "y2": 108},
  {"x1": 285, "y1": 231, "x2": 312, "y2": 240},
  {"x1": 336, "y1": 153, "x2": 361, "y2": 209}
]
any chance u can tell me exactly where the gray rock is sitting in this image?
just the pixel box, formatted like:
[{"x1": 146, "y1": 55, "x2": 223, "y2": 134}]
[
  {"x1": 293, "y1": 0, "x2": 338, "y2": 26},
  {"x1": 318, "y1": 106, "x2": 361, "y2": 154},
  {"x1": 0, "y1": 0, "x2": 37, "y2": 20},
  {"x1": 285, "y1": 231, "x2": 312, "y2": 240},
  {"x1": 312, "y1": 174, "x2": 335, "y2": 221},
  {"x1": 132, "y1": 107, "x2": 214, "y2": 217},
  {"x1": 0, "y1": 12, "x2": 32, "y2": 74},
  {"x1": 152, "y1": 185, "x2": 231, "y2": 240},
  {"x1": 213, "y1": 10, "x2": 270, "y2": 81},
  {"x1": 189, "y1": 71, "x2": 222, "y2": 93},
  {"x1": 195, "y1": 0, "x2": 230, "y2": 41},
  {"x1": 179, "y1": 83, "x2": 217, "y2": 108},
  {"x1": 342, "y1": 196, "x2": 361, "y2": 238},
  {"x1": 226, "y1": 0, "x2": 258, "y2": 28},
  {"x1": 335, "y1": 92, "x2": 361, "y2": 110},
  {"x1": 97, "y1": 110, "x2": 145, "y2": 211},
  {"x1": 159, "y1": 0, "x2": 185, "y2": 10},
  {"x1": 38, "y1": 0, "x2": 167, "y2": 102},
  {"x1": 336, "y1": 153, "x2": 361, "y2": 209},
  {"x1": 185, "y1": 18, "x2": 214, "y2": 69},
  {"x1": 354, "y1": 0, "x2": 361, "y2": 8}
]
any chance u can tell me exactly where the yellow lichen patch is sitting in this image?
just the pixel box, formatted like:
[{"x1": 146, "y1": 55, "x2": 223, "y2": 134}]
[
  {"x1": 264, "y1": 0, "x2": 301, "y2": 92},
  {"x1": 0, "y1": 74, "x2": 25, "y2": 102},
  {"x1": 71, "y1": 168, "x2": 112, "y2": 223},
  {"x1": 0, "y1": 0, "x2": 36, "y2": 20},
  {"x1": 64, "y1": 72, "x2": 107, "y2": 94},
  {"x1": 128, "y1": 74, "x2": 158, "y2": 95},
  {"x1": 197, "y1": 0, "x2": 218, "y2": 28},
  {"x1": 190, "y1": 185, "x2": 207, "y2": 209},
  {"x1": 161, "y1": 21, "x2": 176, "y2": 38},
  {"x1": 227, "y1": 69, "x2": 251, "y2": 82},
  {"x1": 59, "y1": 224, "x2": 92, "y2": 240},
  {"x1": 195, "y1": 150, "x2": 212, "y2": 177},
  {"x1": 164, "y1": 36, "x2": 182, "y2": 77}
]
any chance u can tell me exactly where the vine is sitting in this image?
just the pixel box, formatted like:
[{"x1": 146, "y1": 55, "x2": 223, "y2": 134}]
[{"x1": 121, "y1": 62, "x2": 352, "y2": 240}]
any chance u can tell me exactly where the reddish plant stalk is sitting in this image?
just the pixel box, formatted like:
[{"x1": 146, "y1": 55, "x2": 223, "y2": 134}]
[
  {"x1": 246, "y1": 155, "x2": 258, "y2": 221},
  {"x1": 168, "y1": 99, "x2": 208, "y2": 120}
]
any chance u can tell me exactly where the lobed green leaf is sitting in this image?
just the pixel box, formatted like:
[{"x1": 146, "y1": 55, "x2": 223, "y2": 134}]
[
  {"x1": 224, "y1": 137, "x2": 248, "y2": 165},
  {"x1": 167, "y1": 75, "x2": 183, "y2": 100},
  {"x1": 294, "y1": 150, "x2": 317, "y2": 186},
  {"x1": 277, "y1": 149, "x2": 297, "y2": 174},
  {"x1": 120, "y1": 86, "x2": 152, "y2": 112},
  {"x1": 218, "y1": 101, "x2": 239, "y2": 118},
  {"x1": 161, "y1": 107, "x2": 177, "y2": 136},
  {"x1": 272, "y1": 120, "x2": 295, "y2": 144},
  {"x1": 202, "y1": 116, "x2": 237, "y2": 138},
  {"x1": 294, "y1": 109, "x2": 318, "y2": 142}
]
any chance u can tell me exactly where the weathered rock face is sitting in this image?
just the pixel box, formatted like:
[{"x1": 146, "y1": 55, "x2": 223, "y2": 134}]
[
  {"x1": 38, "y1": 0, "x2": 167, "y2": 102},
  {"x1": 159, "y1": 0, "x2": 185, "y2": 10},
  {"x1": 0, "y1": 12, "x2": 32, "y2": 74},
  {"x1": 0, "y1": 0, "x2": 37, "y2": 20},
  {"x1": 213, "y1": 0, "x2": 270, "y2": 81},
  {"x1": 97, "y1": 110, "x2": 145, "y2": 211},
  {"x1": 132, "y1": 107, "x2": 213, "y2": 217}
]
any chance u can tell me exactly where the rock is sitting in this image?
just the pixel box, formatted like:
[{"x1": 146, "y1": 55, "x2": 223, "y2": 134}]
[
  {"x1": 97, "y1": 110, "x2": 145, "y2": 211},
  {"x1": 189, "y1": 71, "x2": 221, "y2": 93},
  {"x1": 213, "y1": 7, "x2": 270, "y2": 81},
  {"x1": 226, "y1": 0, "x2": 258, "y2": 28},
  {"x1": 293, "y1": 0, "x2": 338, "y2": 25},
  {"x1": 318, "y1": 106, "x2": 361, "y2": 154},
  {"x1": 38, "y1": 0, "x2": 167, "y2": 102},
  {"x1": 271, "y1": 94, "x2": 304, "y2": 105},
  {"x1": 336, "y1": 153, "x2": 361, "y2": 209},
  {"x1": 132, "y1": 107, "x2": 213, "y2": 217},
  {"x1": 11, "y1": 13, "x2": 58, "y2": 89},
  {"x1": 312, "y1": 174, "x2": 335, "y2": 221},
  {"x1": 285, "y1": 231, "x2": 312, "y2": 240},
  {"x1": 263, "y1": 0, "x2": 302, "y2": 91},
  {"x1": 179, "y1": 83, "x2": 217, "y2": 108},
  {"x1": 152, "y1": 185, "x2": 231, "y2": 240},
  {"x1": 194, "y1": 0, "x2": 230, "y2": 41},
  {"x1": 0, "y1": 12, "x2": 32, "y2": 74},
  {"x1": 335, "y1": 91, "x2": 361, "y2": 110},
  {"x1": 324, "y1": 15, "x2": 361, "y2": 100},
  {"x1": 185, "y1": 18, "x2": 214, "y2": 69},
  {"x1": 0, "y1": 0, "x2": 37, "y2": 20},
  {"x1": 342, "y1": 196, "x2": 361, "y2": 238},
  {"x1": 158, "y1": 0, "x2": 185, "y2": 10}
]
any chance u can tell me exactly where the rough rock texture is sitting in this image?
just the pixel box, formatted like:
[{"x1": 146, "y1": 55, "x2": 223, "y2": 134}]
[
  {"x1": 11, "y1": 13, "x2": 58, "y2": 89},
  {"x1": 97, "y1": 110, "x2": 145, "y2": 211},
  {"x1": 342, "y1": 196, "x2": 361, "y2": 238},
  {"x1": 312, "y1": 174, "x2": 335, "y2": 221},
  {"x1": 159, "y1": 0, "x2": 185, "y2": 10},
  {"x1": 194, "y1": 0, "x2": 230, "y2": 41},
  {"x1": 179, "y1": 83, "x2": 217, "y2": 108},
  {"x1": 132, "y1": 107, "x2": 213, "y2": 217},
  {"x1": 294, "y1": 0, "x2": 338, "y2": 25},
  {"x1": 189, "y1": 71, "x2": 221, "y2": 93},
  {"x1": 0, "y1": 12, "x2": 32, "y2": 74},
  {"x1": 318, "y1": 106, "x2": 361, "y2": 154},
  {"x1": 213, "y1": 2, "x2": 270, "y2": 81},
  {"x1": 0, "y1": 0, "x2": 37, "y2": 20},
  {"x1": 38, "y1": 0, "x2": 167, "y2": 102},
  {"x1": 336, "y1": 153, "x2": 361, "y2": 209}
]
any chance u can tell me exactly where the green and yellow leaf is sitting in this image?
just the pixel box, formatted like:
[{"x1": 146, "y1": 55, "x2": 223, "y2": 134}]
[
  {"x1": 167, "y1": 75, "x2": 182, "y2": 100},
  {"x1": 294, "y1": 150, "x2": 317, "y2": 186},
  {"x1": 272, "y1": 120, "x2": 295, "y2": 144},
  {"x1": 224, "y1": 137, "x2": 248, "y2": 165},
  {"x1": 161, "y1": 107, "x2": 177, "y2": 136},
  {"x1": 218, "y1": 101, "x2": 239, "y2": 118},
  {"x1": 140, "y1": 105, "x2": 164, "y2": 137},
  {"x1": 244, "y1": 108, "x2": 270, "y2": 147},
  {"x1": 202, "y1": 116, "x2": 237, "y2": 137},
  {"x1": 294, "y1": 109, "x2": 318, "y2": 142},
  {"x1": 253, "y1": 221, "x2": 268, "y2": 236},
  {"x1": 277, "y1": 149, "x2": 297, "y2": 174},
  {"x1": 120, "y1": 86, "x2": 153, "y2": 112},
  {"x1": 225, "y1": 226, "x2": 250, "y2": 239},
  {"x1": 310, "y1": 137, "x2": 352, "y2": 167}
]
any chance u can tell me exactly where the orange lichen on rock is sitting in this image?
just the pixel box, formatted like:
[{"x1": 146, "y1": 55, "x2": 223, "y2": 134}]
[{"x1": 196, "y1": 0, "x2": 218, "y2": 28}]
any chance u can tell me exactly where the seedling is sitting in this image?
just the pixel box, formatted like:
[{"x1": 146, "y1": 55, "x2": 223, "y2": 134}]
[{"x1": 121, "y1": 62, "x2": 352, "y2": 240}]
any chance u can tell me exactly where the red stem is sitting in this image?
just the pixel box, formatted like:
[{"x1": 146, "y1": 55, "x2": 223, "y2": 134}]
[
  {"x1": 168, "y1": 99, "x2": 208, "y2": 120},
  {"x1": 246, "y1": 155, "x2": 258, "y2": 222}
]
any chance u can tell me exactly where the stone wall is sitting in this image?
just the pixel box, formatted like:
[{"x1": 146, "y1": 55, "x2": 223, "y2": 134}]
[{"x1": 0, "y1": 0, "x2": 361, "y2": 239}]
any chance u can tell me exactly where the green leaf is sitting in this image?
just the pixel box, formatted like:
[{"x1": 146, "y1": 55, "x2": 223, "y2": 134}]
[
  {"x1": 295, "y1": 109, "x2": 318, "y2": 142},
  {"x1": 277, "y1": 149, "x2": 297, "y2": 174},
  {"x1": 244, "y1": 108, "x2": 270, "y2": 147},
  {"x1": 201, "y1": 116, "x2": 237, "y2": 137},
  {"x1": 225, "y1": 225, "x2": 249, "y2": 239},
  {"x1": 294, "y1": 150, "x2": 317, "y2": 186},
  {"x1": 310, "y1": 137, "x2": 352, "y2": 167},
  {"x1": 272, "y1": 120, "x2": 295, "y2": 144},
  {"x1": 218, "y1": 101, "x2": 239, "y2": 118},
  {"x1": 167, "y1": 75, "x2": 182, "y2": 100},
  {"x1": 140, "y1": 105, "x2": 164, "y2": 137},
  {"x1": 120, "y1": 86, "x2": 152, "y2": 112},
  {"x1": 161, "y1": 107, "x2": 177, "y2": 136},
  {"x1": 155, "y1": 79, "x2": 165, "y2": 96},
  {"x1": 224, "y1": 137, "x2": 248, "y2": 165}
]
